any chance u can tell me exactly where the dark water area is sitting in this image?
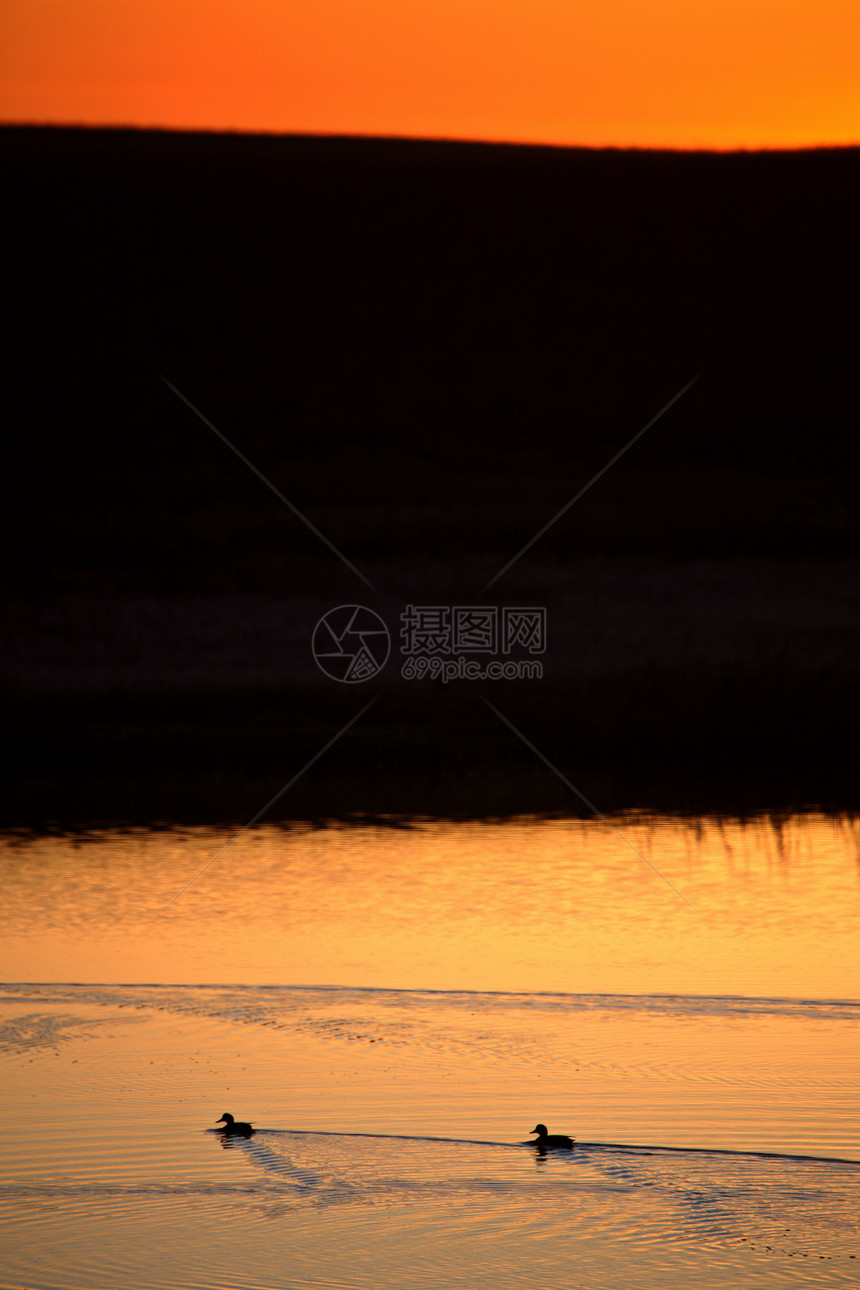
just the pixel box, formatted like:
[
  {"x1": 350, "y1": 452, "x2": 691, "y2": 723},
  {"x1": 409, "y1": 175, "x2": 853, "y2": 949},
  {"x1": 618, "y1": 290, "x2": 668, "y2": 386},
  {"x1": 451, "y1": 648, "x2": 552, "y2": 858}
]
[
  {"x1": 2, "y1": 128, "x2": 858, "y2": 828},
  {"x1": 4, "y1": 566, "x2": 858, "y2": 828},
  {"x1": 3, "y1": 691, "x2": 858, "y2": 831}
]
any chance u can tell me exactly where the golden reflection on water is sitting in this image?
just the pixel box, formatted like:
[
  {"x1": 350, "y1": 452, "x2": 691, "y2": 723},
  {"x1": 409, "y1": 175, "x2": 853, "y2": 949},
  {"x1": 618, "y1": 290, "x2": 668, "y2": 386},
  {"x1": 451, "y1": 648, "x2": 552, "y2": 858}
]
[{"x1": 1, "y1": 814, "x2": 858, "y2": 996}]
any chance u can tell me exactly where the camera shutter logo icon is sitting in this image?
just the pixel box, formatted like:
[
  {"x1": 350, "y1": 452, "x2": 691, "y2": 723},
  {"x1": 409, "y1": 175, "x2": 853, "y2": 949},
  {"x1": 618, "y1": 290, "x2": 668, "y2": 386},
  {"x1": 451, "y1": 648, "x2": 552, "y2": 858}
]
[{"x1": 312, "y1": 605, "x2": 390, "y2": 683}]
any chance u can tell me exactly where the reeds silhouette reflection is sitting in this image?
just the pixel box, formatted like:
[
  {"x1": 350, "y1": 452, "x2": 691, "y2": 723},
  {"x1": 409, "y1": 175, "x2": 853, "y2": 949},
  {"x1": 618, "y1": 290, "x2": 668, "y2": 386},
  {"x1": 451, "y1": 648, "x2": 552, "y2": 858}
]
[{"x1": 1, "y1": 813, "x2": 857, "y2": 997}]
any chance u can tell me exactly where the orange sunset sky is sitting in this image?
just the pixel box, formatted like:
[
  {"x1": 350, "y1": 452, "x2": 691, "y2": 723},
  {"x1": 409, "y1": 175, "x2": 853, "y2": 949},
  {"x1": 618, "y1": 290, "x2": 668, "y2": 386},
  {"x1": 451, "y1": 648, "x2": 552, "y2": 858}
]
[{"x1": 2, "y1": 0, "x2": 859, "y2": 149}]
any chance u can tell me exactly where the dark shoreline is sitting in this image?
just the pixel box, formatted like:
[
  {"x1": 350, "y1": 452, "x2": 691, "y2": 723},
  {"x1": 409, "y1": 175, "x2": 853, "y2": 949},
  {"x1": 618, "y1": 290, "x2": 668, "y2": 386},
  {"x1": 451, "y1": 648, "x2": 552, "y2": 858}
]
[{"x1": 5, "y1": 662, "x2": 857, "y2": 833}]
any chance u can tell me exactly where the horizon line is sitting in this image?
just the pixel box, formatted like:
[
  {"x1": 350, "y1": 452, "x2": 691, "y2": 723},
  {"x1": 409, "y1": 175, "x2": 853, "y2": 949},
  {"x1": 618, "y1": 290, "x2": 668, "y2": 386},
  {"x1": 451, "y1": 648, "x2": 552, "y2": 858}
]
[{"x1": 2, "y1": 118, "x2": 859, "y2": 156}]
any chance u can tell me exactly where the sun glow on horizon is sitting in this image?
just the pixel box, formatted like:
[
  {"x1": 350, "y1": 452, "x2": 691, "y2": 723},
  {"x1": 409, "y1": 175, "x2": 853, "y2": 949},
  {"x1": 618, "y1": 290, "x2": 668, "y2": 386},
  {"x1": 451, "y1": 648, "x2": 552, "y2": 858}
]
[{"x1": 2, "y1": 0, "x2": 859, "y2": 150}]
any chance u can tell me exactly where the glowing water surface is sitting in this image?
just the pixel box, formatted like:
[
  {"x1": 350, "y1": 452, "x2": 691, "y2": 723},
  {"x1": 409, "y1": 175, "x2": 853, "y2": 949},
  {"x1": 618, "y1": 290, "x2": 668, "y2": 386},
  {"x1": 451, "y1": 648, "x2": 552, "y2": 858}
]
[
  {"x1": 2, "y1": 813, "x2": 858, "y2": 994},
  {"x1": 1, "y1": 814, "x2": 858, "y2": 1289}
]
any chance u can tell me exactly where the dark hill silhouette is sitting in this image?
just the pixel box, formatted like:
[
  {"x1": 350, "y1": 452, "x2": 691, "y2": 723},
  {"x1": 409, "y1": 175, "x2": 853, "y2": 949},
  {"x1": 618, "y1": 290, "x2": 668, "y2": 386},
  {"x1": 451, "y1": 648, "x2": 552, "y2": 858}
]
[{"x1": 2, "y1": 127, "x2": 858, "y2": 826}]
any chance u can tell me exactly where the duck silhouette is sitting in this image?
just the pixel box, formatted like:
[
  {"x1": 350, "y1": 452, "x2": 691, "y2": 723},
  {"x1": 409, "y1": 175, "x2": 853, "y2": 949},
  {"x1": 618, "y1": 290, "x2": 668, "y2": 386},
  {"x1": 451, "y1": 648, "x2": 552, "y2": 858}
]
[
  {"x1": 530, "y1": 1123, "x2": 574, "y2": 1150},
  {"x1": 216, "y1": 1112, "x2": 255, "y2": 1137}
]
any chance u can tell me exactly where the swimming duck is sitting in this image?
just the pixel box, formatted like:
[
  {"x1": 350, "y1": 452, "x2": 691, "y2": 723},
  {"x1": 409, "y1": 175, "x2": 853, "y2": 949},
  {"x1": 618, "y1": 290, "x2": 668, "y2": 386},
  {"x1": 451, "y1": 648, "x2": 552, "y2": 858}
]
[
  {"x1": 216, "y1": 1112, "x2": 255, "y2": 1136},
  {"x1": 530, "y1": 1123, "x2": 574, "y2": 1150}
]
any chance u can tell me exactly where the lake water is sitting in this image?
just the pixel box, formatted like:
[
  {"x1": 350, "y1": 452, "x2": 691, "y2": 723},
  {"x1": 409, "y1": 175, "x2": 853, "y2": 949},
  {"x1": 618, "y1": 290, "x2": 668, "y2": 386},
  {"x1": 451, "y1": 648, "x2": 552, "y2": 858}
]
[{"x1": 1, "y1": 814, "x2": 858, "y2": 1288}]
